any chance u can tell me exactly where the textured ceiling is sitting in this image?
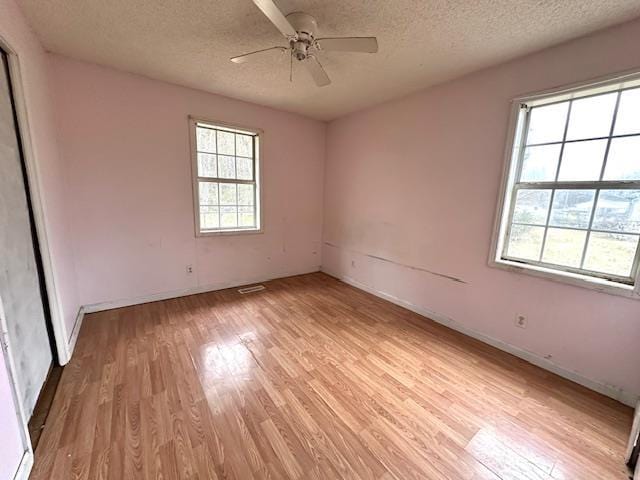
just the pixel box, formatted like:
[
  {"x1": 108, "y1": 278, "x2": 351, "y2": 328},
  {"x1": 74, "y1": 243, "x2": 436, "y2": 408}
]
[{"x1": 19, "y1": 0, "x2": 640, "y2": 120}]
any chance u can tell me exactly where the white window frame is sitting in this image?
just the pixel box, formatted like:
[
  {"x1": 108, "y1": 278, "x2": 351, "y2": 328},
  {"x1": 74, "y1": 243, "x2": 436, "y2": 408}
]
[
  {"x1": 189, "y1": 116, "x2": 263, "y2": 236},
  {"x1": 489, "y1": 69, "x2": 640, "y2": 299}
]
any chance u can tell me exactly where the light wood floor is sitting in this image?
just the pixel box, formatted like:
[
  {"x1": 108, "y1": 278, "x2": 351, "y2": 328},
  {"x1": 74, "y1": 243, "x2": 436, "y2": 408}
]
[{"x1": 31, "y1": 273, "x2": 632, "y2": 479}]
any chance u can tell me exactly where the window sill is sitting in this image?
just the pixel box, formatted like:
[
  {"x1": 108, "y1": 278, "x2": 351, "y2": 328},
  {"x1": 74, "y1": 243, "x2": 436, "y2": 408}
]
[
  {"x1": 489, "y1": 258, "x2": 639, "y2": 300},
  {"x1": 197, "y1": 228, "x2": 263, "y2": 237}
]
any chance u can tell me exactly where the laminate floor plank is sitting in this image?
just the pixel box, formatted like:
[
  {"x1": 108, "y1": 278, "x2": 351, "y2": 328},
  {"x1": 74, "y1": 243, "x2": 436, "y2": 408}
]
[{"x1": 31, "y1": 273, "x2": 632, "y2": 479}]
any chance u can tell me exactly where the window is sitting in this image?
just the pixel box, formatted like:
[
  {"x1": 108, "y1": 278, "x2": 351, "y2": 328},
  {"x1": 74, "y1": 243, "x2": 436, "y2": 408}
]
[
  {"x1": 493, "y1": 75, "x2": 640, "y2": 295},
  {"x1": 190, "y1": 118, "x2": 261, "y2": 235}
]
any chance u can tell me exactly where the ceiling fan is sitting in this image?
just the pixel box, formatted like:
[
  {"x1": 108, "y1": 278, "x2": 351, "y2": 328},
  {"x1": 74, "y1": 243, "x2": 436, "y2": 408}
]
[{"x1": 230, "y1": 0, "x2": 378, "y2": 87}]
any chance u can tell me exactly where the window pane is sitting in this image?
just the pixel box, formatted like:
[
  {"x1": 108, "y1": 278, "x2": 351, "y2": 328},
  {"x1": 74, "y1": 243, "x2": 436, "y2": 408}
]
[
  {"x1": 218, "y1": 155, "x2": 236, "y2": 178},
  {"x1": 502, "y1": 87, "x2": 640, "y2": 282},
  {"x1": 512, "y1": 190, "x2": 551, "y2": 225},
  {"x1": 200, "y1": 206, "x2": 219, "y2": 230},
  {"x1": 592, "y1": 190, "x2": 640, "y2": 233},
  {"x1": 238, "y1": 184, "x2": 255, "y2": 205},
  {"x1": 526, "y1": 102, "x2": 568, "y2": 145},
  {"x1": 614, "y1": 88, "x2": 640, "y2": 136},
  {"x1": 520, "y1": 144, "x2": 561, "y2": 182},
  {"x1": 541, "y1": 228, "x2": 587, "y2": 268},
  {"x1": 217, "y1": 130, "x2": 235, "y2": 155},
  {"x1": 506, "y1": 224, "x2": 544, "y2": 261},
  {"x1": 566, "y1": 92, "x2": 617, "y2": 140},
  {"x1": 236, "y1": 157, "x2": 253, "y2": 180},
  {"x1": 194, "y1": 123, "x2": 260, "y2": 233},
  {"x1": 548, "y1": 189, "x2": 595, "y2": 229},
  {"x1": 557, "y1": 139, "x2": 607, "y2": 181},
  {"x1": 583, "y1": 232, "x2": 639, "y2": 277},
  {"x1": 239, "y1": 206, "x2": 255, "y2": 227},
  {"x1": 197, "y1": 127, "x2": 216, "y2": 153},
  {"x1": 602, "y1": 136, "x2": 640, "y2": 181},
  {"x1": 197, "y1": 153, "x2": 217, "y2": 177},
  {"x1": 236, "y1": 134, "x2": 253, "y2": 157},
  {"x1": 219, "y1": 183, "x2": 237, "y2": 205},
  {"x1": 198, "y1": 181, "x2": 218, "y2": 206},
  {"x1": 220, "y1": 206, "x2": 238, "y2": 228}
]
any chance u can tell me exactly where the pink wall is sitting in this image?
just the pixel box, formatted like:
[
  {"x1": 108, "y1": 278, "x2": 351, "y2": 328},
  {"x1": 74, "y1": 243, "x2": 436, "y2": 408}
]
[
  {"x1": 49, "y1": 55, "x2": 325, "y2": 307},
  {"x1": 323, "y1": 18, "x2": 640, "y2": 401},
  {"x1": 0, "y1": 0, "x2": 79, "y2": 349}
]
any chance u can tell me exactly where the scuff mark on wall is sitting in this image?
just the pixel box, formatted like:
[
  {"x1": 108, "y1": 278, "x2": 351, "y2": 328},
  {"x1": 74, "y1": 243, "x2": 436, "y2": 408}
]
[{"x1": 324, "y1": 241, "x2": 468, "y2": 284}]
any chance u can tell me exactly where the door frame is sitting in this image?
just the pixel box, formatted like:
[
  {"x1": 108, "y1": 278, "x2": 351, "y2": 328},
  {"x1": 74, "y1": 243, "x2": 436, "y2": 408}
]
[
  {"x1": 0, "y1": 295, "x2": 34, "y2": 480},
  {"x1": 0, "y1": 35, "x2": 72, "y2": 365}
]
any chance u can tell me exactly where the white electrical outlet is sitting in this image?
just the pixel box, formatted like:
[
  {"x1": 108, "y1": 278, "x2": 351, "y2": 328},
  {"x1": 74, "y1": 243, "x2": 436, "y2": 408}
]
[
  {"x1": 186, "y1": 265, "x2": 193, "y2": 274},
  {"x1": 515, "y1": 313, "x2": 527, "y2": 329}
]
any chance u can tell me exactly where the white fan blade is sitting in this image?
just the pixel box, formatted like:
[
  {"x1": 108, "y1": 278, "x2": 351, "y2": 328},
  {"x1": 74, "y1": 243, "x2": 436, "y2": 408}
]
[
  {"x1": 317, "y1": 37, "x2": 378, "y2": 53},
  {"x1": 231, "y1": 46, "x2": 287, "y2": 64},
  {"x1": 252, "y1": 0, "x2": 297, "y2": 38},
  {"x1": 304, "y1": 56, "x2": 331, "y2": 87}
]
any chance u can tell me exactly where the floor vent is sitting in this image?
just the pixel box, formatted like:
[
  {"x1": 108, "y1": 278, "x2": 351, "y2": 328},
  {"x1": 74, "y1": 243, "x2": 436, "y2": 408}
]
[{"x1": 238, "y1": 285, "x2": 266, "y2": 294}]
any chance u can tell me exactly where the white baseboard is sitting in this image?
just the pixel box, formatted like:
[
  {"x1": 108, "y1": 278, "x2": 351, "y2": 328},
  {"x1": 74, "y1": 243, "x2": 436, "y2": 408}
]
[
  {"x1": 62, "y1": 306, "x2": 85, "y2": 364},
  {"x1": 82, "y1": 266, "x2": 321, "y2": 314},
  {"x1": 325, "y1": 268, "x2": 639, "y2": 408}
]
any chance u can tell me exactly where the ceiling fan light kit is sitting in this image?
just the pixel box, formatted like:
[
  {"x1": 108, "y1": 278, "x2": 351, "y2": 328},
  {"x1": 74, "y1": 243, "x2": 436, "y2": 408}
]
[{"x1": 230, "y1": 0, "x2": 379, "y2": 87}]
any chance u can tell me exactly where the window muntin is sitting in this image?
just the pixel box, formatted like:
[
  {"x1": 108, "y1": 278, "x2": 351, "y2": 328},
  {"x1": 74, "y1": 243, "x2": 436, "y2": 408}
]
[
  {"x1": 501, "y1": 85, "x2": 640, "y2": 285},
  {"x1": 192, "y1": 120, "x2": 260, "y2": 234}
]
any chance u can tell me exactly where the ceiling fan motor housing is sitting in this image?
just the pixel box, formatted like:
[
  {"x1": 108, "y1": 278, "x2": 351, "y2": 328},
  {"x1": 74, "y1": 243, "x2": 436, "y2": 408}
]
[
  {"x1": 286, "y1": 12, "x2": 318, "y2": 37},
  {"x1": 286, "y1": 12, "x2": 318, "y2": 60}
]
